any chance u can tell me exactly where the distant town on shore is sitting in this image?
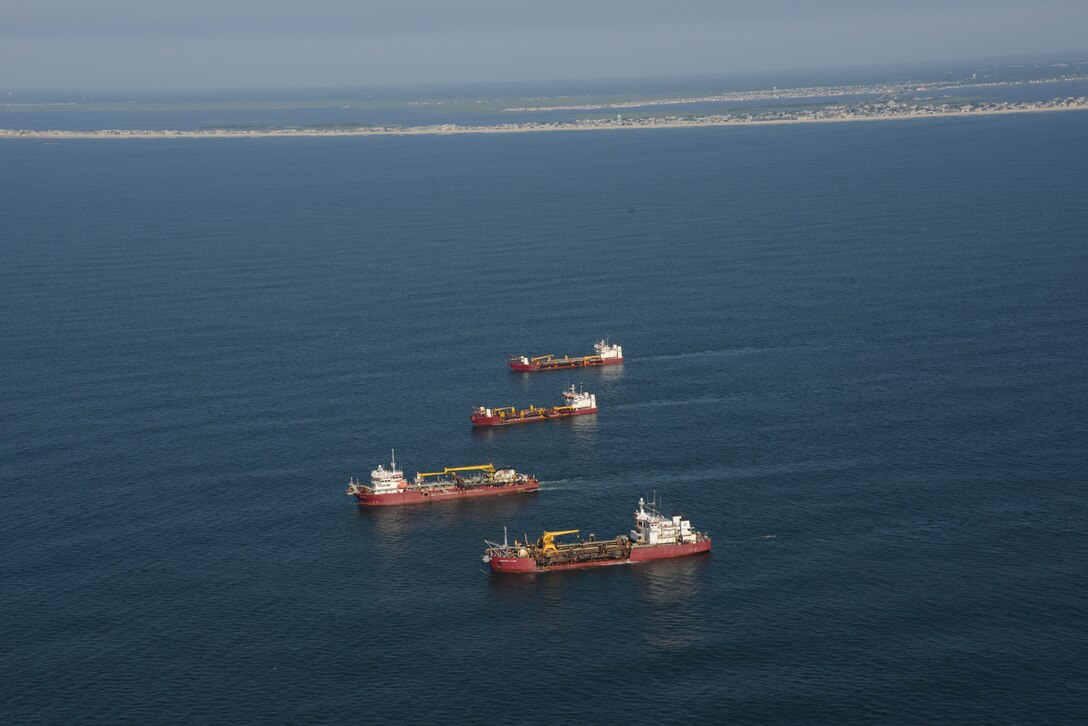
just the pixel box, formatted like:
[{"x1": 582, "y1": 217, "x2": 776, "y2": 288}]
[
  {"x1": 3, "y1": 63, "x2": 1086, "y2": 139},
  {"x1": 3, "y1": 96, "x2": 1086, "y2": 140}
]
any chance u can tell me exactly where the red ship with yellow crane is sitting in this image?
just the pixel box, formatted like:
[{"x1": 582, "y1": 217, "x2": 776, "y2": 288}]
[
  {"x1": 471, "y1": 386, "x2": 598, "y2": 426},
  {"x1": 508, "y1": 339, "x2": 623, "y2": 372},
  {"x1": 346, "y1": 451, "x2": 539, "y2": 506},
  {"x1": 482, "y1": 497, "x2": 711, "y2": 573}
]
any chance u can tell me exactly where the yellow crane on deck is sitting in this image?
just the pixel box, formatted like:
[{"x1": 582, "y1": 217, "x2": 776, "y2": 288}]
[
  {"x1": 416, "y1": 464, "x2": 495, "y2": 483},
  {"x1": 536, "y1": 530, "x2": 580, "y2": 556}
]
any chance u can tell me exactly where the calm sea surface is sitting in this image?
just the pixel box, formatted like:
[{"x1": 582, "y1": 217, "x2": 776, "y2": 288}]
[{"x1": 2, "y1": 113, "x2": 1087, "y2": 724}]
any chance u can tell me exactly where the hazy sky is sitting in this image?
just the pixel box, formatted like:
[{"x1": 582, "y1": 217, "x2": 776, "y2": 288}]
[{"x1": 2, "y1": 0, "x2": 1086, "y2": 90}]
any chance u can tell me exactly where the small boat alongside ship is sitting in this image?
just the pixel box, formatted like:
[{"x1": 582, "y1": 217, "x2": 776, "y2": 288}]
[
  {"x1": 347, "y1": 451, "x2": 539, "y2": 506},
  {"x1": 508, "y1": 339, "x2": 623, "y2": 372},
  {"x1": 470, "y1": 387, "x2": 598, "y2": 426},
  {"x1": 482, "y1": 497, "x2": 711, "y2": 573}
]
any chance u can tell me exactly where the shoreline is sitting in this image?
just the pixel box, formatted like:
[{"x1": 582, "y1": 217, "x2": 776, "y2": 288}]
[{"x1": 2, "y1": 102, "x2": 1087, "y2": 140}]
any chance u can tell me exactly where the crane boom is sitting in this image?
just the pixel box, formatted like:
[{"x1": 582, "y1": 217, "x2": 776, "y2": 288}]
[
  {"x1": 416, "y1": 464, "x2": 495, "y2": 480},
  {"x1": 537, "y1": 529, "x2": 581, "y2": 556}
]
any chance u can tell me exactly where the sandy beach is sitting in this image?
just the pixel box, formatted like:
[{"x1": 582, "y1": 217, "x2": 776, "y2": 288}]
[{"x1": 2, "y1": 102, "x2": 1086, "y2": 140}]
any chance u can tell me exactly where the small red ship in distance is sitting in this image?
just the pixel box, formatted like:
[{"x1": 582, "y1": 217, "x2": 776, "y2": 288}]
[
  {"x1": 508, "y1": 339, "x2": 623, "y2": 372},
  {"x1": 346, "y1": 450, "x2": 539, "y2": 506},
  {"x1": 482, "y1": 497, "x2": 711, "y2": 573},
  {"x1": 471, "y1": 386, "x2": 597, "y2": 426}
]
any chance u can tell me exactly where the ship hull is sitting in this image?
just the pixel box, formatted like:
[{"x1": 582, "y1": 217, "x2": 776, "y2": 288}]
[
  {"x1": 353, "y1": 480, "x2": 539, "y2": 507},
  {"x1": 629, "y1": 539, "x2": 712, "y2": 561},
  {"x1": 471, "y1": 408, "x2": 597, "y2": 427},
  {"x1": 509, "y1": 357, "x2": 623, "y2": 372},
  {"x1": 488, "y1": 538, "x2": 710, "y2": 573}
]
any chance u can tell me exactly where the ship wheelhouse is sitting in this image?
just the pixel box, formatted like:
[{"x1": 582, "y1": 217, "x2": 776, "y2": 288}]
[
  {"x1": 593, "y1": 340, "x2": 623, "y2": 360},
  {"x1": 367, "y1": 451, "x2": 408, "y2": 494},
  {"x1": 630, "y1": 497, "x2": 697, "y2": 546}
]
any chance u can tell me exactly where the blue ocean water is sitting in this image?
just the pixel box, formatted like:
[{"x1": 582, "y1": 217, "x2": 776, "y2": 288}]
[{"x1": 2, "y1": 112, "x2": 1087, "y2": 723}]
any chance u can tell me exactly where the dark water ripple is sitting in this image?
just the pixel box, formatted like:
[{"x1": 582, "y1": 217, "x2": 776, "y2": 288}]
[{"x1": 3, "y1": 113, "x2": 1088, "y2": 723}]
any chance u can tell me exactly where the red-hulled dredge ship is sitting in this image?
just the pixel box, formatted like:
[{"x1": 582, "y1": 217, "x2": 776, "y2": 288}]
[
  {"x1": 346, "y1": 451, "x2": 539, "y2": 506},
  {"x1": 482, "y1": 497, "x2": 711, "y2": 573},
  {"x1": 470, "y1": 386, "x2": 597, "y2": 426},
  {"x1": 508, "y1": 339, "x2": 623, "y2": 372}
]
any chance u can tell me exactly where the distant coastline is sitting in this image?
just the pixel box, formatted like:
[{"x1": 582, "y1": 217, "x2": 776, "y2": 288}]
[{"x1": 2, "y1": 98, "x2": 1086, "y2": 140}]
